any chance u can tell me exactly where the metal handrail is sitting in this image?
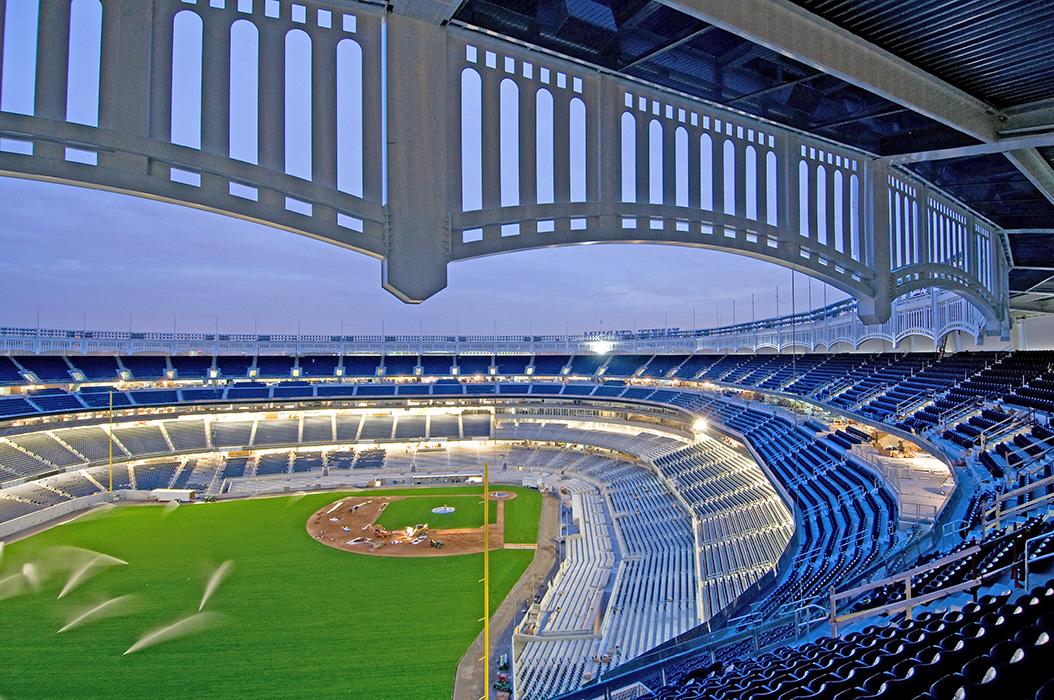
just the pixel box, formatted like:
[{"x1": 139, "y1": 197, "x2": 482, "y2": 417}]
[
  {"x1": 977, "y1": 412, "x2": 1027, "y2": 446},
  {"x1": 1024, "y1": 530, "x2": 1054, "y2": 590},
  {"x1": 1012, "y1": 432, "x2": 1054, "y2": 479},
  {"x1": 933, "y1": 400, "x2": 982, "y2": 429},
  {"x1": 983, "y1": 473, "x2": 1054, "y2": 531},
  {"x1": 942, "y1": 518, "x2": 971, "y2": 539},
  {"x1": 828, "y1": 544, "x2": 982, "y2": 635}
]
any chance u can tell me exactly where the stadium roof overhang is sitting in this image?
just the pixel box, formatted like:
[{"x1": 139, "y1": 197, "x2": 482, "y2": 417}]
[{"x1": 409, "y1": 0, "x2": 1054, "y2": 313}]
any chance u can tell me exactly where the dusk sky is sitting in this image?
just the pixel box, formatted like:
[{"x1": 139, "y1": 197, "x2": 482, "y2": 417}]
[{"x1": 0, "y1": 176, "x2": 848, "y2": 336}]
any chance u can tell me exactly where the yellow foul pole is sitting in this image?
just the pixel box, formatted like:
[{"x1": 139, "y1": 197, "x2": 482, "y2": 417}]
[
  {"x1": 108, "y1": 391, "x2": 113, "y2": 492},
  {"x1": 481, "y1": 462, "x2": 490, "y2": 700}
]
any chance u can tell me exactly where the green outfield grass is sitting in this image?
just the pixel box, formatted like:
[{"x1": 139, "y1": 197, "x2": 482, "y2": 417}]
[
  {"x1": 354, "y1": 484, "x2": 541, "y2": 542},
  {"x1": 375, "y1": 494, "x2": 497, "y2": 531},
  {"x1": 498, "y1": 486, "x2": 543, "y2": 543},
  {"x1": 0, "y1": 486, "x2": 541, "y2": 699}
]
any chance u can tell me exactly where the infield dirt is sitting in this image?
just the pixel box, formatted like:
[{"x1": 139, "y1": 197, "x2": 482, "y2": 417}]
[{"x1": 306, "y1": 491, "x2": 518, "y2": 557}]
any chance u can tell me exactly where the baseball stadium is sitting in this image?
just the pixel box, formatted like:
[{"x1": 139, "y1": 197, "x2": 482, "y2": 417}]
[{"x1": 2, "y1": 1, "x2": 1054, "y2": 699}]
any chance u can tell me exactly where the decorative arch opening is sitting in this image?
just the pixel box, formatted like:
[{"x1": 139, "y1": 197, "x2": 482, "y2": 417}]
[
  {"x1": 700, "y1": 133, "x2": 713, "y2": 211},
  {"x1": 536, "y1": 88, "x2": 555, "y2": 205},
  {"x1": 66, "y1": 0, "x2": 103, "y2": 127},
  {"x1": 0, "y1": 0, "x2": 40, "y2": 116},
  {"x1": 569, "y1": 97, "x2": 586, "y2": 203},
  {"x1": 460, "y1": 67, "x2": 482, "y2": 212},
  {"x1": 229, "y1": 19, "x2": 258, "y2": 165},
  {"x1": 675, "y1": 127, "x2": 688, "y2": 208},
  {"x1": 283, "y1": 29, "x2": 312, "y2": 181},
  {"x1": 499, "y1": 78, "x2": 519, "y2": 207},
  {"x1": 620, "y1": 111, "x2": 636, "y2": 204},
  {"x1": 648, "y1": 119, "x2": 662, "y2": 205},
  {"x1": 171, "y1": 10, "x2": 203, "y2": 149},
  {"x1": 722, "y1": 139, "x2": 735, "y2": 216},
  {"x1": 336, "y1": 37, "x2": 363, "y2": 197}
]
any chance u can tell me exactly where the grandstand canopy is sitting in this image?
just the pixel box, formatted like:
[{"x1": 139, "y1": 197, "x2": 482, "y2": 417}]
[{"x1": 448, "y1": 0, "x2": 1054, "y2": 312}]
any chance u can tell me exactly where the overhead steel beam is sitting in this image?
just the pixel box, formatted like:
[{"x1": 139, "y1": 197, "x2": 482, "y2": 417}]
[
  {"x1": 1005, "y1": 148, "x2": 1054, "y2": 207},
  {"x1": 621, "y1": 25, "x2": 716, "y2": 70},
  {"x1": 659, "y1": 0, "x2": 998, "y2": 140},
  {"x1": 1001, "y1": 98, "x2": 1054, "y2": 135},
  {"x1": 1010, "y1": 296, "x2": 1054, "y2": 314},
  {"x1": 880, "y1": 131, "x2": 1054, "y2": 165},
  {"x1": 659, "y1": 0, "x2": 1054, "y2": 205}
]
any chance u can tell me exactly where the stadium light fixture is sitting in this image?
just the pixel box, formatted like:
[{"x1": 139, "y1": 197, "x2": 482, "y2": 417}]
[
  {"x1": 587, "y1": 340, "x2": 614, "y2": 355},
  {"x1": 693, "y1": 418, "x2": 708, "y2": 433}
]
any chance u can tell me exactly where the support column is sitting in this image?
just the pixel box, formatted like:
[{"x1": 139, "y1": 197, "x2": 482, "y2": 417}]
[
  {"x1": 148, "y1": 0, "x2": 176, "y2": 143},
  {"x1": 200, "y1": 10, "x2": 232, "y2": 196},
  {"x1": 919, "y1": 189, "x2": 935, "y2": 266},
  {"x1": 200, "y1": 11, "x2": 231, "y2": 159},
  {"x1": 662, "y1": 120, "x2": 677, "y2": 206},
  {"x1": 712, "y1": 128, "x2": 725, "y2": 215},
  {"x1": 312, "y1": 31, "x2": 339, "y2": 190},
  {"x1": 595, "y1": 75, "x2": 622, "y2": 232},
  {"x1": 518, "y1": 75, "x2": 537, "y2": 212},
  {"x1": 588, "y1": 76, "x2": 611, "y2": 209},
  {"x1": 687, "y1": 122, "x2": 701, "y2": 211},
  {"x1": 839, "y1": 167, "x2": 853, "y2": 256},
  {"x1": 805, "y1": 156, "x2": 818, "y2": 241},
  {"x1": 357, "y1": 16, "x2": 384, "y2": 205},
  {"x1": 858, "y1": 160, "x2": 892, "y2": 324},
  {"x1": 734, "y1": 140, "x2": 747, "y2": 217},
  {"x1": 33, "y1": 0, "x2": 71, "y2": 160},
  {"x1": 778, "y1": 135, "x2": 798, "y2": 236},
  {"x1": 823, "y1": 164, "x2": 836, "y2": 249},
  {"x1": 480, "y1": 69, "x2": 501, "y2": 210},
  {"x1": 98, "y1": 0, "x2": 155, "y2": 173},
  {"x1": 35, "y1": 0, "x2": 70, "y2": 119},
  {"x1": 756, "y1": 141, "x2": 769, "y2": 225},
  {"x1": 257, "y1": 19, "x2": 285, "y2": 211},
  {"x1": 382, "y1": 13, "x2": 449, "y2": 303},
  {"x1": 553, "y1": 90, "x2": 571, "y2": 204},
  {"x1": 634, "y1": 105, "x2": 649, "y2": 205}
]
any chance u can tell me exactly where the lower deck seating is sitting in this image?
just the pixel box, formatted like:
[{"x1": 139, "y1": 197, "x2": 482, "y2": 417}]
[
  {"x1": 670, "y1": 393, "x2": 898, "y2": 619},
  {"x1": 114, "y1": 426, "x2": 170, "y2": 456},
  {"x1": 515, "y1": 454, "x2": 699, "y2": 700},
  {"x1": 42, "y1": 471, "x2": 102, "y2": 498},
  {"x1": 655, "y1": 439, "x2": 794, "y2": 619},
  {"x1": 0, "y1": 442, "x2": 53, "y2": 478},
  {"x1": 132, "y1": 461, "x2": 179, "y2": 490},
  {"x1": 182, "y1": 460, "x2": 220, "y2": 491},
  {"x1": 7, "y1": 433, "x2": 86, "y2": 468},
  {"x1": 354, "y1": 448, "x2": 386, "y2": 469},
  {"x1": 0, "y1": 497, "x2": 44, "y2": 521},
  {"x1": 327, "y1": 450, "x2": 357, "y2": 469},
  {"x1": 255, "y1": 453, "x2": 290, "y2": 475},
  {"x1": 220, "y1": 457, "x2": 250, "y2": 479},
  {"x1": 86, "y1": 465, "x2": 131, "y2": 491},
  {"x1": 641, "y1": 580, "x2": 1054, "y2": 700},
  {"x1": 164, "y1": 420, "x2": 208, "y2": 451},
  {"x1": 291, "y1": 453, "x2": 323, "y2": 472}
]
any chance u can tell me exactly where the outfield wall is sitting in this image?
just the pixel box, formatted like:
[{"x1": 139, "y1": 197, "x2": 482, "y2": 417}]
[{"x1": 0, "y1": 490, "x2": 152, "y2": 541}]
